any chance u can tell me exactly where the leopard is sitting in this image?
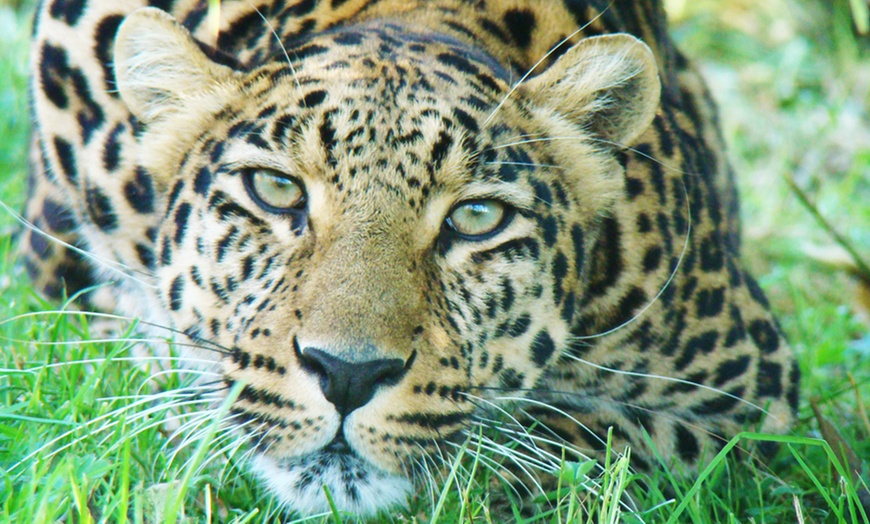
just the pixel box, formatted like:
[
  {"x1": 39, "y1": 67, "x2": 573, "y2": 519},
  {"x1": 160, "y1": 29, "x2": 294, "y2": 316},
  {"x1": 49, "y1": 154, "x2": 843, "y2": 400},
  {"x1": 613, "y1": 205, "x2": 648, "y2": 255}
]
[{"x1": 20, "y1": 0, "x2": 800, "y2": 517}]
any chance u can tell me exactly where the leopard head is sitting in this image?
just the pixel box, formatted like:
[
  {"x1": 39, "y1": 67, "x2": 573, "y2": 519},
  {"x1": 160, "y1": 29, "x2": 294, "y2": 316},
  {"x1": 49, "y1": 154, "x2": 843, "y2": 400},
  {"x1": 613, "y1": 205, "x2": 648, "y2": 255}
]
[{"x1": 113, "y1": 7, "x2": 659, "y2": 516}]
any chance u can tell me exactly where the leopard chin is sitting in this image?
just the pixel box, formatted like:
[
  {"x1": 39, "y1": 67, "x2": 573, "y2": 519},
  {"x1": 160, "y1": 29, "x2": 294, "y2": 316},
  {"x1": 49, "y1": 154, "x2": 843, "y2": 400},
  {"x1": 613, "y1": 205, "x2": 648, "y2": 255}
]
[{"x1": 252, "y1": 441, "x2": 413, "y2": 517}]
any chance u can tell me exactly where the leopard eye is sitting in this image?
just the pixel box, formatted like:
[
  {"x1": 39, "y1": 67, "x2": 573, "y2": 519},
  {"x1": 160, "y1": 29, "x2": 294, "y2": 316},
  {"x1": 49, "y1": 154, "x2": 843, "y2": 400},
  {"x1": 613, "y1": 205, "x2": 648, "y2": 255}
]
[
  {"x1": 446, "y1": 200, "x2": 508, "y2": 238},
  {"x1": 243, "y1": 168, "x2": 306, "y2": 213}
]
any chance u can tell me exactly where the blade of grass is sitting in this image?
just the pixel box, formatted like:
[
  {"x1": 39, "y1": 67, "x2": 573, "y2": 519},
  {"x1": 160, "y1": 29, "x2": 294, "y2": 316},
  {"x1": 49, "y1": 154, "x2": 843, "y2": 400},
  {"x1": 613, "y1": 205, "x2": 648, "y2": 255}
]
[
  {"x1": 0, "y1": 412, "x2": 79, "y2": 426},
  {"x1": 117, "y1": 425, "x2": 131, "y2": 524},
  {"x1": 69, "y1": 463, "x2": 94, "y2": 524},
  {"x1": 231, "y1": 509, "x2": 261, "y2": 524},
  {"x1": 848, "y1": 374, "x2": 870, "y2": 435},
  {"x1": 848, "y1": 0, "x2": 870, "y2": 34},
  {"x1": 665, "y1": 432, "x2": 869, "y2": 524},
  {"x1": 164, "y1": 379, "x2": 245, "y2": 524},
  {"x1": 788, "y1": 445, "x2": 842, "y2": 520},
  {"x1": 323, "y1": 484, "x2": 343, "y2": 523},
  {"x1": 431, "y1": 435, "x2": 470, "y2": 524},
  {"x1": 785, "y1": 175, "x2": 870, "y2": 279},
  {"x1": 459, "y1": 430, "x2": 484, "y2": 523}
]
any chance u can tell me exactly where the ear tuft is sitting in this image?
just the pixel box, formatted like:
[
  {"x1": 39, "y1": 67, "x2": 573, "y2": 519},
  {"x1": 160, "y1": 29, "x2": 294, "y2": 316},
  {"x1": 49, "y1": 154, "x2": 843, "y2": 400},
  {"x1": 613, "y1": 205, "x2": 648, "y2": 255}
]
[
  {"x1": 114, "y1": 7, "x2": 235, "y2": 122},
  {"x1": 522, "y1": 34, "x2": 661, "y2": 147}
]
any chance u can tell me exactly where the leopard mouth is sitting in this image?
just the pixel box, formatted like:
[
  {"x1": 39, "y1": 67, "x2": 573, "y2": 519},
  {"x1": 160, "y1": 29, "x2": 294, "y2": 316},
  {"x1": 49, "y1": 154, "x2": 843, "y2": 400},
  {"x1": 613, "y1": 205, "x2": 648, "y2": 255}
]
[{"x1": 251, "y1": 435, "x2": 413, "y2": 517}]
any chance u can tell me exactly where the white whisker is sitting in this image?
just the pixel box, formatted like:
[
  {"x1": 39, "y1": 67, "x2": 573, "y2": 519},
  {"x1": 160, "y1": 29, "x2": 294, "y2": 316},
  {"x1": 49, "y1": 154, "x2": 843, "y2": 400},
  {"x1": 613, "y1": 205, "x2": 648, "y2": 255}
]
[
  {"x1": 0, "y1": 310, "x2": 232, "y2": 355},
  {"x1": 445, "y1": 438, "x2": 537, "y2": 500},
  {"x1": 484, "y1": 160, "x2": 564, "y2": 170},
  {"x1": 472, "y1": 415, "x2": 567, "y2": 468},
  {"x1": 563, "y1": 355, "x2": 775, "y2": 420},
  {"x1": 0, "y1": 199, "x2": 158, "y2": 288},
  {"x1": 482, "y1": 2, "x2": 615, "y2": 128},
  {"x1": 98, "y1": 383, "x2": 220, "y2": 402},
  {"x1": 252, "y1": 4, "x2": 302, "y2": 93},
  {"x1": 168, "y1": 412, "x2": 240, "y2": 464},
  {"x1": 489, "y1": 395, "x2": 609, "y2": 450},
  {"x1": 462, "y1": 392, "x2": 577, "y2": 469},
  {"x1": 577, "y1": 175, "x2": 691, "y2": 339},
  {"x1": 174, "y1": 415, "x2": 250, "y2": 473},
  {"x1": 195, "y1": 419, "x2": 259, "y2": 474},
  {"x1": 1, "y1": 335, "x2": 224, "y2": 354}
]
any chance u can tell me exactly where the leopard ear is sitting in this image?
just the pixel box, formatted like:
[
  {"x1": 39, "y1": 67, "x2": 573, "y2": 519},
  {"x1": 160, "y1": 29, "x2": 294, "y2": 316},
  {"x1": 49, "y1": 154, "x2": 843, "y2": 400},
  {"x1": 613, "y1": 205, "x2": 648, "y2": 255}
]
[
  {"x1": 522, "y1": 34, "x2": 661, "y2": 147},
  {"x1": 114, "y1": 7, "x2": 237, "y2": 123}
]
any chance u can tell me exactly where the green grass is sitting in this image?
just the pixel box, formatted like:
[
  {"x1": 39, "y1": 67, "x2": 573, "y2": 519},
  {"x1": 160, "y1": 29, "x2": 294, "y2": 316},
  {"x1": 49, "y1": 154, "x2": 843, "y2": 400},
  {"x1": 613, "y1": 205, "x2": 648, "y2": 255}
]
[{"x1": 1, "y1": 0, "x2": 869, "y2": 522}]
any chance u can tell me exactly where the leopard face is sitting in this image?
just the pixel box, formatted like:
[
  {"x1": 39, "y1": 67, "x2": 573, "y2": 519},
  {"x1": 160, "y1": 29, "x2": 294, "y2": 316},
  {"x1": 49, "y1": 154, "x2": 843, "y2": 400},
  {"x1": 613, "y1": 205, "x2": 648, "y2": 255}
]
[{"x1": 113, "y1": 8, "x2": 660, "y2": 515}]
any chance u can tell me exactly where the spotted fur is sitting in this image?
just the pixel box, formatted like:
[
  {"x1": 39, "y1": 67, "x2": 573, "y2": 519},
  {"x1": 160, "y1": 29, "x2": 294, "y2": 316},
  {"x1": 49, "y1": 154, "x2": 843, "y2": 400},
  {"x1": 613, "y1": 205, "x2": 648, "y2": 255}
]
[{"x1": 23, "y1": 0, "x2": 798, "y2": 517}]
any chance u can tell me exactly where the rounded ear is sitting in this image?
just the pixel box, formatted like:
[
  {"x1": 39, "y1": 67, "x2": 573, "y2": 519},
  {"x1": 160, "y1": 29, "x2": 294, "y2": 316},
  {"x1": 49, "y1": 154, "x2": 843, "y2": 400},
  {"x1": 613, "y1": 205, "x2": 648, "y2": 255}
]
[
  {"x1": 113, "y1": 7, "x2": 236, "y2": 123},
  {"x1": 522, "y1": 34, "x2": 661, "y2": 147}
]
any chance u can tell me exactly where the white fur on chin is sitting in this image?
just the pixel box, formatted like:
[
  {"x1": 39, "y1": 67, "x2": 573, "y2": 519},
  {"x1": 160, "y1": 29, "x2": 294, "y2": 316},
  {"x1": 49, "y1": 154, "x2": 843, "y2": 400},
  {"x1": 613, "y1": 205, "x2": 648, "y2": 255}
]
[{"x1": 252, "y1": 450, "x2": 413, "y2": 517}]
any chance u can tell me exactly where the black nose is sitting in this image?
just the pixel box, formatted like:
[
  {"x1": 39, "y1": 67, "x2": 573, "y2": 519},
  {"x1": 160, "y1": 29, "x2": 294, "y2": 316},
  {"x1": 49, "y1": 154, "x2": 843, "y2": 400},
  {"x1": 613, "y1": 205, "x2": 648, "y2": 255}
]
[{"x1": 296, "y1": 345, "x2": 411, "y2": 416}]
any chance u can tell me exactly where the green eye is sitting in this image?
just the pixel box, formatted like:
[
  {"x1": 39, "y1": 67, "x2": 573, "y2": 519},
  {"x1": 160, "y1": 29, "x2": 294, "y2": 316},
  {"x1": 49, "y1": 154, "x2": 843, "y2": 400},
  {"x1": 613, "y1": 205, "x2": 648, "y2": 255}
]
[
  {"x1": 446, "y1": 200, "x2": 508, "y2": 238},
  {"x1": 244, "y1": 168, "x2": 305, "y2": 212}
]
